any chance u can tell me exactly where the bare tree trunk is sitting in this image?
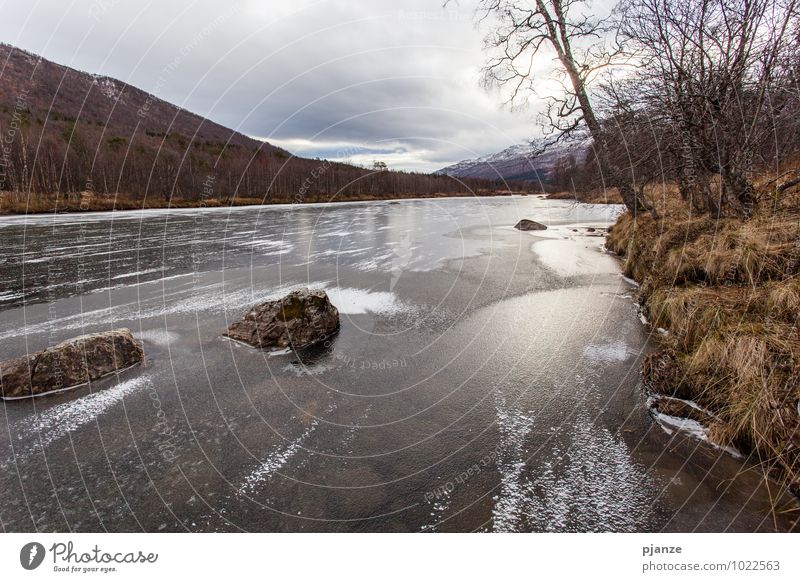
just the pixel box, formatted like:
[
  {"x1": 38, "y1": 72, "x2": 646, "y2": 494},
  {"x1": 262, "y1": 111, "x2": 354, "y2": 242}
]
[{"x1": 477, "y1": 0, "x2": 658, "y2": 217}]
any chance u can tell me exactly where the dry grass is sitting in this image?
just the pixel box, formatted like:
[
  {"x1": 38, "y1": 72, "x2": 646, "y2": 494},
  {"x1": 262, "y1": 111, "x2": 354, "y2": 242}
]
[
  {"x1": 0, "y1": 189, "x2": 518, "y2": 215},
  {"x1": 611, "y1": 179, "x2": 800, "y2": 498},
  {"x1": 0, "y1": 191, "x2": 229, "y2": 213},
  {"x1": 547, "y1": 187, "x2": 623, "y2": 204}
]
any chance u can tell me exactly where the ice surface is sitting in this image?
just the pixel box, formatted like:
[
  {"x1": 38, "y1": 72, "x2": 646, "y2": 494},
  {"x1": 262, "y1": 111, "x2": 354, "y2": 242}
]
[{"x1": 1, "y1": 374, "x2": 150, "y2": 460}]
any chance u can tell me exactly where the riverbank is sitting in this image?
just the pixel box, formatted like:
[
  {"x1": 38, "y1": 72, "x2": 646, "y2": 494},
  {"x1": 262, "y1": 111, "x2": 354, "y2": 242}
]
[
  {"x1": 606, "y1": 182, "x2": 800, "y2": 501},
  {"x1": 0, "y1": 189, "x2": 530, "y2": 215},
  {"x1": 547, "y1": 188, "x2": 623, "y2": 204}
]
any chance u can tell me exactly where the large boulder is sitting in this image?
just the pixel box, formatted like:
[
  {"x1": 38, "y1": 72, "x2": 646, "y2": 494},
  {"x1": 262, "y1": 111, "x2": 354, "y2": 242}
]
[
  {"x1": 514, "y1": 219, "x2": 547, "y2": 231},
  {"x1": 224, "y1": 288, "x2": 340, "y2": 350},
  {"x1": 0, "y1": 328, "x2": 144, "y2": 399}
]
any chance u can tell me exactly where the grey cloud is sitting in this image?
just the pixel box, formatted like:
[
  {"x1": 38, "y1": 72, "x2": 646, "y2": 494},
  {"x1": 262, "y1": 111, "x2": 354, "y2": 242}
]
[{"x1": 0, "y1": 0, "x2": 543, "y2": 171}]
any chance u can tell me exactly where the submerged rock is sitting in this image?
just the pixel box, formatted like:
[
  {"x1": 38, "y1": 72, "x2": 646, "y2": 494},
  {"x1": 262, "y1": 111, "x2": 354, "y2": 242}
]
[
  {"x1": 0, "y1": 328, "x2": 144, "y2": 399},
  {"x1": 514, "y1": 219, "x2": 547, "y2": 231},
  {"x1": 224, "y1": 288, "x2": 340, "y2": 350}
]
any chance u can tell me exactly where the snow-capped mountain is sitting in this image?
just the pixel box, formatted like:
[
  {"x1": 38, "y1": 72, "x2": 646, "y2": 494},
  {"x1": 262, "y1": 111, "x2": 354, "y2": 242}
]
[{"x1": 437, "y1": 139, "x2": 589, "y2": 182}]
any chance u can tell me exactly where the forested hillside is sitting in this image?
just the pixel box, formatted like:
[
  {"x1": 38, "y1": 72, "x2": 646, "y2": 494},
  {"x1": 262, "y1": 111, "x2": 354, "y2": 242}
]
[{"x1": 0, "y1": 44, "x2": 509, "y2": 212}]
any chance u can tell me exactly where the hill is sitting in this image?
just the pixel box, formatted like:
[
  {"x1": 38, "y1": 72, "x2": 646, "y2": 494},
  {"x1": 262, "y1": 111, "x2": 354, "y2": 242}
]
[{"x1": 0, "y1": 44, "x2": 508, "y2": 212}]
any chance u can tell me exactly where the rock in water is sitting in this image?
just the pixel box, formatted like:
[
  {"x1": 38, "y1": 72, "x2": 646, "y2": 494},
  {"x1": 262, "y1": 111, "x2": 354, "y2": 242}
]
[
  {"x1": 0, "y1": 328, "x2": 144, "y2": 399},
  {"x1": 514, "y1": 219, "x2": 547, "y2": 231},
  {"x1": 224, "y1": 288, "x2": 340, "y2": 350}
]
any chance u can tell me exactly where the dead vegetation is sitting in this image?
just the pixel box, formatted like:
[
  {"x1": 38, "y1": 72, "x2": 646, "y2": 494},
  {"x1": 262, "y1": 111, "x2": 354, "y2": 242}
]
[
  {"x1": 0, "y1": 189, "x2": 505, "y2": 215},
  {"x1": 546, "y1": 187, "x2": 624, "y2": 204},
  {"x1": 608, "y1": 179, "x2": 800, "y2": 498}
]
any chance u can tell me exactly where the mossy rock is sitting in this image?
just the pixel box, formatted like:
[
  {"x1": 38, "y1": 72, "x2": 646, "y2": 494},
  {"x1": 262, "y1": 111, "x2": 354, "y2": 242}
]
[{"x1": 224, "y1": 288, "x2": 340, "y2": 350}]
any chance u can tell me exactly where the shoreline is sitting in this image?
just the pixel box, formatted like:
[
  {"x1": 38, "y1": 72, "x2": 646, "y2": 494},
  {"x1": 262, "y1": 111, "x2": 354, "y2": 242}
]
[
  {"x1": 606, "y1": 194, "x2": 800, "y2": 501},
  {"x1": 0, "y1": 190, "x2": 517, "y2": 216},
  {"x1": 0, "y1": 189, "x2": 622, "y2": 217}
]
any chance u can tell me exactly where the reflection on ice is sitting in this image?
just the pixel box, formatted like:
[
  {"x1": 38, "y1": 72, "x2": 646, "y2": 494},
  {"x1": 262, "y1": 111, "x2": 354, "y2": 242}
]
[
  {"x1": 583, "y1": 340, "x2": 634, "y2": 364},
  {"x1": 533, "y1": 237, "x2": 619, "y2": 277},
  {"x1": 1, "y1": 196, "x2": 626, "y2": 310}
]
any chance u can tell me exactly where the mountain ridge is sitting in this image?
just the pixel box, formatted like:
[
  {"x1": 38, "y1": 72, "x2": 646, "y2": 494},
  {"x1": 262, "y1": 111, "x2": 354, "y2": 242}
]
[{"x1": 437, "y1": 139, "x2": 588, "y2": 182}]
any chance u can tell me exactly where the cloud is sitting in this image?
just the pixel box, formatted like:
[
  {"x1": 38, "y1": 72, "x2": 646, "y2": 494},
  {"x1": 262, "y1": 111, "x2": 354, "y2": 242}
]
[{"x1": 0, "y1": 0, "x2": 551, "y2": 171}]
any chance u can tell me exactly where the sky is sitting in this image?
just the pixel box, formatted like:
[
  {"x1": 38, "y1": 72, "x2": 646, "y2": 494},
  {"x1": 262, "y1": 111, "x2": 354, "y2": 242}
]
[{"x1": 0, "y1": 0, "x2": 588, "y2": 172}]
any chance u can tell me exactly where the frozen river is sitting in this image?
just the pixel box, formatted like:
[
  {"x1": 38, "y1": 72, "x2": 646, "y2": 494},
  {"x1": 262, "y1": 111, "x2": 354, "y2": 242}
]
[{"x1": 0, "y1": 196, "x2": 794, "y2": 532}]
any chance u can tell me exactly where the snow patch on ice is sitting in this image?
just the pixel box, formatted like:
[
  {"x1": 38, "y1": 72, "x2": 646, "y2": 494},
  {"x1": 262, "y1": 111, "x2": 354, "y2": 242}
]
[
  {"x1": 240, "y1": 420, "x2": 319, "y2": 493},
  {"x1": 0, "y1": 290, "x2": 25, "y2": 302},
  {"x1": 491, "y1": 393, "x2": 537, "y2": 532},
  {"x1": 620, "y1": 274, "x2": 640, "y2": 287},
  {"x1": 136, "y1": 329, "x2": 180, "y2": 346},
  {"x1": 648, "y1": 397, "x2": 741, "y2": 458},
  {"x1": 0, "y1": 280, "x2": 409, "y2": 342},
  {"x1": 234, "y1": 238, "x2": 294, "y2": 256},
  {"x1": 353, "y1": 250, "x2": 397, "y2": 272},
  {"x1": 421, "y1": 486, "x2": 452, "y2": 532},
  {"x1": 583, "y1": 340, "x2": 633, "y2": 363},
  {"x1": 492, "y1": 409, "x2": 655, "y2": 532},
  {"x1": 282, "y1": 361, "x2": 336, "y2": 377},
  {"x1": 110, "y1": 267, "x2": 165, "y2": 280},
  {"x1": 323, "y1": 287, "x2": 408, "y2": 315},
  {"x1": 317, "y1": 229, "x2": 353, "y2": 238},
  {"x1": 4, "y1": 375, "x2": 150, "y2": 460}
]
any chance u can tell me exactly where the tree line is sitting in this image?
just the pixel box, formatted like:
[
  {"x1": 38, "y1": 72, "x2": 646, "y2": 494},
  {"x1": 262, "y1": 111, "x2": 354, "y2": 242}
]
[
  {"x1": 475, "y1": 0, "x2": 800, "y2": 217},
  {"x1": 0, "y1": 110, "x2": 515, "y2": 207}
]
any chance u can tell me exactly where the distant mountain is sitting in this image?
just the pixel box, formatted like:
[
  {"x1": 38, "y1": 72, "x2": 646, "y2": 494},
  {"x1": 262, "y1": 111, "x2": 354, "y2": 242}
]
[
  {"x1": 438, "y1": 139, "x2": 588, "y2": 182},
  {"x1": 0, "y1": 44, "x2": 505, "y2": 211}
]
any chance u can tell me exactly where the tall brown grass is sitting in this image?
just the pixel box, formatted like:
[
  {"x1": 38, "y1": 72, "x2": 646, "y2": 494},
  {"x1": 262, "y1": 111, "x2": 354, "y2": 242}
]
[{"x1": 608, "y1": 181, "x2": 800, "y2": 498}]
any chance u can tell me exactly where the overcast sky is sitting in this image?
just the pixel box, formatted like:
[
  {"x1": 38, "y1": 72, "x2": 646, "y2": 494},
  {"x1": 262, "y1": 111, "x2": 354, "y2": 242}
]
[{"x1": 0, "y1": 0, "x2": 596, "y2": 172}]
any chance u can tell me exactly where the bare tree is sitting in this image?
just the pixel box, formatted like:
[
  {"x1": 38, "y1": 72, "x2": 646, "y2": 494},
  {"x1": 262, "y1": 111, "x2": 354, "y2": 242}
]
[
  {"x1": 471, "y1": 0, "x2": 655, "y2": 215},
  {"x1": 616, "y1": 0, "x2": 799, "y2": 217}
]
